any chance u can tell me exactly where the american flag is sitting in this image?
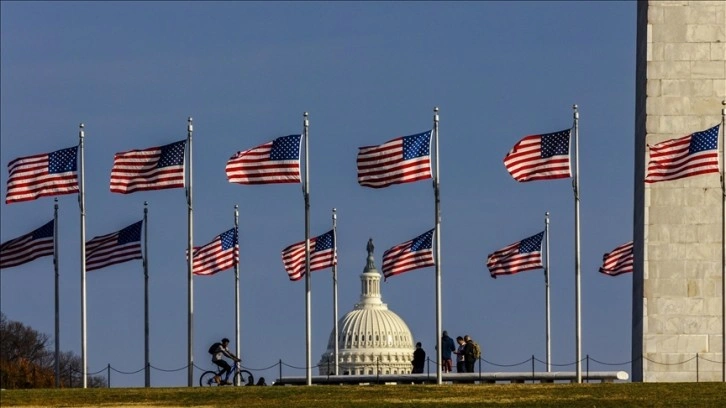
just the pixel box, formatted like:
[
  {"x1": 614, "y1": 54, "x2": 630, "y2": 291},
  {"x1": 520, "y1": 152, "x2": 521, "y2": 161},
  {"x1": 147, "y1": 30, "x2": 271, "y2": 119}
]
[
  {"x1": 503, "y1": 129, "x2": 571, "y2": 182},
  {"x1": 193, "y1": 228, "x2": 238, "y2": 276},
  {"x1": 645, "y1": 125, "x2": 720, "y2": 183},
  {"x1": 281, "y1": 229, "x2": 335, "y2": 281},
  {"x1": 110, "y1": 140, "x2": 186, "y2": 194},
  {"x1": 382, "y1": 229, "x2": 435, "y2": 280},
  {"x1": 226, "y1": 135, "x2": 302, "y2": 184},
  {"x1": 357, "y1": 130, "x2": 432, "y2": 188},
  {"x1": 599, "y1": 241, "x2": 633, "y2": 276},
  {"x1": 487, "y1": 231, "x2": 544, "y2": 278},
  {"x1": 86, "y1": 221, "x2": 143, "y2": 272},
  {"x1": 5, "y1": 146, "x2": 78, "y2": 204},
  {"x1": 0, "y1": 220, "x2": 54, "y2": 269}
]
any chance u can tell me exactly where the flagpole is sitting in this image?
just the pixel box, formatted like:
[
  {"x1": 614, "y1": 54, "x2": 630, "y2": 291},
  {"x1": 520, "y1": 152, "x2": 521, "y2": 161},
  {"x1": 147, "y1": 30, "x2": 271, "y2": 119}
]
[
  {"x1": 186, "y1": 117, "x2": 194, "y2": 387},
  {"x1": 234, "y1": 204, "x2": 240, "y2": 385},
  {"x1": 332, "y1": 208, "x2": 339, "y2": 376},
  {"x1": 79, "y1": 123, "x2": 88, "y2": 388},
  {"x1": 572, "y1": 105, "x2": 582, "y2": 383},
  {"x1": 53, "y1": 198, "x2": 60, "y2": 387},
  {"x1": 545, "y1": 211, "x2": 551, "y2": 373},
  {"x1": 433, "y1": 106, "x2": 442, "y2": 385},
  {"x1": 143, "y1": 201, "x2": 150, "y2": 387},
  {"x1": 720, "y1": 100, "x2": 725, "y2": 382},
  {"x1": 303, "y1": 112, "x2": 312, "y2": 386}
]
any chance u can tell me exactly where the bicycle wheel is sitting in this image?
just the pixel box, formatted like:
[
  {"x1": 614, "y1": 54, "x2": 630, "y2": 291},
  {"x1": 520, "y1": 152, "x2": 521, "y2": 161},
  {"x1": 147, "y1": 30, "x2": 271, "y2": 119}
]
[
  {"x1": 233, "y1": 369, "x2": 254, "y2": 386},
  {"x1": 199, "y1": 370, "x2": 220, "y2": 387}
]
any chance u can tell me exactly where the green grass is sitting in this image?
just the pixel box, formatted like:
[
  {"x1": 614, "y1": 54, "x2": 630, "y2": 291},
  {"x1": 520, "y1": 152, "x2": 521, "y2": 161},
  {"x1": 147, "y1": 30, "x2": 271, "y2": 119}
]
[{"x1": 2, "y1": 383, "x2": 726, "y2": 407}]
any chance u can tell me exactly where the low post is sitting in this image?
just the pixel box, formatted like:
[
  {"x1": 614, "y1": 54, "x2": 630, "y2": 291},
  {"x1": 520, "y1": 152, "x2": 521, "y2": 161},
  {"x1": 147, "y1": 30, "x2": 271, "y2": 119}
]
[
  {"x1": 586, "y1": 355, "x2": 590, "y2": 383},
  {"x1": 107, "y1": 363, "x2": 111, "y2": 388},
  {"x1": 279, "y1": 359, "x2": 282, "y2": 383},
  {"x1": 696, "y1": 353, "x2": 699, "y2": 383},
  {"x1": 531, "y1": 355, "x2": 535, "y2": 383}
]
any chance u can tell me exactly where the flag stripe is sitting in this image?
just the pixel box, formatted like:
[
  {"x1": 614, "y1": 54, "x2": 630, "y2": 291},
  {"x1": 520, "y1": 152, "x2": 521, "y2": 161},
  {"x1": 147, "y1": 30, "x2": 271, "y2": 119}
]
[
  {"x1": 281, "y1": 230, "x2": 335, "y2": 281},
  {"x1": 599, "y1": 241, "x2": 633, "y2": 276},
  {"x1": 503, "y1": 130, "x2": 571, "y2": 182},
  {"x1": 110, "y1": 140, "x2": 186, "y2": 194},
  {"x1": 6, "y1": 147, "x2": 79, "y2": 203},
  {"x1": 645, "y1": 125, "x2": 720, "y2": 183},
  {"x1": 0, "y1": 221, "x2": 54, "y2": 269},
  {"x1": 381, "y1": 229, "x2": 435, "y2": 280},
  {"x1": 357, "y1": 131, "x2": 433, "y2": 188},
  {"x1": 226, "y1": 135, "x2": 302, "y2": 185}
]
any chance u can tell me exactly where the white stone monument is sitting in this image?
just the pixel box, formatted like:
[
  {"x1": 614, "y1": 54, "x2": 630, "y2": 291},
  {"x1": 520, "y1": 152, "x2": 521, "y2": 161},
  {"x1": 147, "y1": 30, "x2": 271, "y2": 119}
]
[{"x1": 634, "y1": 0, "x2": 725, "y2": 382}]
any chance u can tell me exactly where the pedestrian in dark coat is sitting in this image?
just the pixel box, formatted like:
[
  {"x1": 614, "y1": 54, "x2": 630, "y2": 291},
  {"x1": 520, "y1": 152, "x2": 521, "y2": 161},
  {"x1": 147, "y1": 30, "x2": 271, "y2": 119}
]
[{"x1": 412, "y1": 342, "x2": 426, "y2": 374}]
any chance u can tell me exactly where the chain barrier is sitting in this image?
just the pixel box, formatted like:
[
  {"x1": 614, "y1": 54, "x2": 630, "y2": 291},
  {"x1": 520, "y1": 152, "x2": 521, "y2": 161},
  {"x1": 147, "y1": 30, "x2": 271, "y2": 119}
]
[
  {"x1": 242, "y1": 362, "x2": 280, "y2": 371},
  {"x1": 109, "y1": 366, "x2": 146, "y2": 375},
  {"x1": 70, "y1": 366, "x2": 106, "y2": 376},
  {"x1": 531, "y1": 356, "x2": 586, "y2": 367},
  {"x1": 588, "y1": 357, "x2": 635, "y2": 366},
  {"x1": 641, "y1": 355, "x2": 697, "y2": 366},
  {"x1": 149, "y1": 363, "x2": 189, "y2": 372},
  {"x1": 698, "y1": 355, "x2": 722, "y2": 364},
  {"x1": 71, "y1": 353, "x2": 725, "y2": 386},
  {"x1": 280, "y1": 361, "x2": 321, "y2": 370},
  {"x1": 482, "y1": 357, "x2": 533, "y2": 368}
]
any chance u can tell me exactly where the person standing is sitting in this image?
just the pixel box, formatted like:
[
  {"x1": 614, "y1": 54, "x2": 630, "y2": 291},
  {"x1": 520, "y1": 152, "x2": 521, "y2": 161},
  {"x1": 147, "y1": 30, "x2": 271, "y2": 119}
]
[
  {"x1": 441, "y1": 331, "x2": 456, "y2": 373},
  {"x1": 454, "y1": 336, "x2": 466, "y2": 373},
  {"x1": 412, "y1": 342, "x2": 426, "y2": 374},
  {"x1": 463, "y1": 335, "x2": 476, "y2": 373}
]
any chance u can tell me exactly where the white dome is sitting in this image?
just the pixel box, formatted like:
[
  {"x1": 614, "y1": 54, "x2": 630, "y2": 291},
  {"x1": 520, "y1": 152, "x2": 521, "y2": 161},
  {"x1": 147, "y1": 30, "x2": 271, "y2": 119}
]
[{"x1": 318, "y1": 239, "x2": 414, "y2": 375}]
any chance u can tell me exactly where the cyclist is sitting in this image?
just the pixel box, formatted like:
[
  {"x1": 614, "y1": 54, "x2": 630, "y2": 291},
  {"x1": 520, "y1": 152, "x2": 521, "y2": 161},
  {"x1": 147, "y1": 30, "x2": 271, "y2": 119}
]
[{"x1": 209, "y1": 338, "x2": 240, "y2": 385}]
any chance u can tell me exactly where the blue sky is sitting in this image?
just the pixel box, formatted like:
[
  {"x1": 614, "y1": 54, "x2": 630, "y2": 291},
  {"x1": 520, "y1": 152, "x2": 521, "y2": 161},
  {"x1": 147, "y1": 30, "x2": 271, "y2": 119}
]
[{"x1": 1, "y1": 2, "x2": 636, "y2": 386}]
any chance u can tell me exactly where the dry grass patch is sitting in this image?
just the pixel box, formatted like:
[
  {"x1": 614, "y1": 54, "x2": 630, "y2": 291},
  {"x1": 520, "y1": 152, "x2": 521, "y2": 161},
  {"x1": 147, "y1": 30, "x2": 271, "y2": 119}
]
[{"x1": 2, "y1": 383, "x2": 726, "y2": 407}]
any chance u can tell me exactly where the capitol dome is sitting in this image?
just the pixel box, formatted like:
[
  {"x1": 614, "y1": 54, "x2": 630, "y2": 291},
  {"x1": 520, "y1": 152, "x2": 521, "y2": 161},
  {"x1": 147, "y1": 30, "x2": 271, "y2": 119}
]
[{"x1": 318, "y1": 239, "x2": 414, "y2": 375}]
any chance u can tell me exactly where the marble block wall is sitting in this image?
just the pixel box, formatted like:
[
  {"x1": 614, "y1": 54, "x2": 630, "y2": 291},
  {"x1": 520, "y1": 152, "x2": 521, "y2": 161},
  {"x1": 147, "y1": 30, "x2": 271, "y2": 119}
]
[{"x1": 633, "y1": 0, "x2": 725, "y2": 382}]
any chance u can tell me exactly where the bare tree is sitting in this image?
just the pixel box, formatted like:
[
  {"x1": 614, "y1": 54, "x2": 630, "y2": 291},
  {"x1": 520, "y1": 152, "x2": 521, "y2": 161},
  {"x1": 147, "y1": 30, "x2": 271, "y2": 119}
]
[{"x1": 0, "y1": 313, "x2": 106, "y2": 388}]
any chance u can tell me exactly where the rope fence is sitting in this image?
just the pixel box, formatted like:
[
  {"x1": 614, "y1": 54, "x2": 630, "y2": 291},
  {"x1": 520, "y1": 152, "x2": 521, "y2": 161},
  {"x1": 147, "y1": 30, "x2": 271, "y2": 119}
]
[{"x1": 65, "y1": 353, "x2": 725, "y2": 387}]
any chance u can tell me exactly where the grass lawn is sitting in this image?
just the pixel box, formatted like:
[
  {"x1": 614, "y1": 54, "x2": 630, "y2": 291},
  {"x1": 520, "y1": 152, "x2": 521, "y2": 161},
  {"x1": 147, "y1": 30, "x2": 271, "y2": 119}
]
[{"x1": 2, "y1": 383, "x2": 726, "y2": 407}]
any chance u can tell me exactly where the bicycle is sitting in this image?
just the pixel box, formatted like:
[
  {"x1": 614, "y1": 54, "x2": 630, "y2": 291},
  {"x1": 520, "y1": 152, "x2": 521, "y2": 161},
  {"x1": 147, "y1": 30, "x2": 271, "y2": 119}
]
[{"x1": 199, "y1": 361, "x2": 254, "y2": 387}]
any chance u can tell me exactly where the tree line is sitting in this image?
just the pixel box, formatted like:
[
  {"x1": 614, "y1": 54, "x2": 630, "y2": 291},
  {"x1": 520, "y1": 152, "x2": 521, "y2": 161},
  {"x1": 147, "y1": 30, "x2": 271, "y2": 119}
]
[{"x1": 0, "y1": 312, "x2": 106, "y2": 388}]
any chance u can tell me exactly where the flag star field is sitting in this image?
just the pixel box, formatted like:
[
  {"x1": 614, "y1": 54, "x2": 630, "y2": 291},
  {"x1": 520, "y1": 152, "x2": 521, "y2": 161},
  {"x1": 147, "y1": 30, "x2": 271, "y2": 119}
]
[
  {"x1": 270, "y1": 135, "x2": 302, "y2": 161},
  {"x1": 519, "y1": 231, "x2": 544, "y2": 254},
  {"x1": 49, "y1": 147, "x2": 78, "y2": 173},
  {"x1": 402, "y1": 131, "x2": 431, "y2": 160},
  {"x1": 540, "y1": 131, "x2": 570, "y2": 158},
  {"x1": 158, "y1": 141, "x2": 187, "y2": 168},
  {"x1": 689, "y1": 125, "x2": 719, "y2": 154},
  {"x1": 220, "y1": 228, "x2": 237, "y2": 251}
]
